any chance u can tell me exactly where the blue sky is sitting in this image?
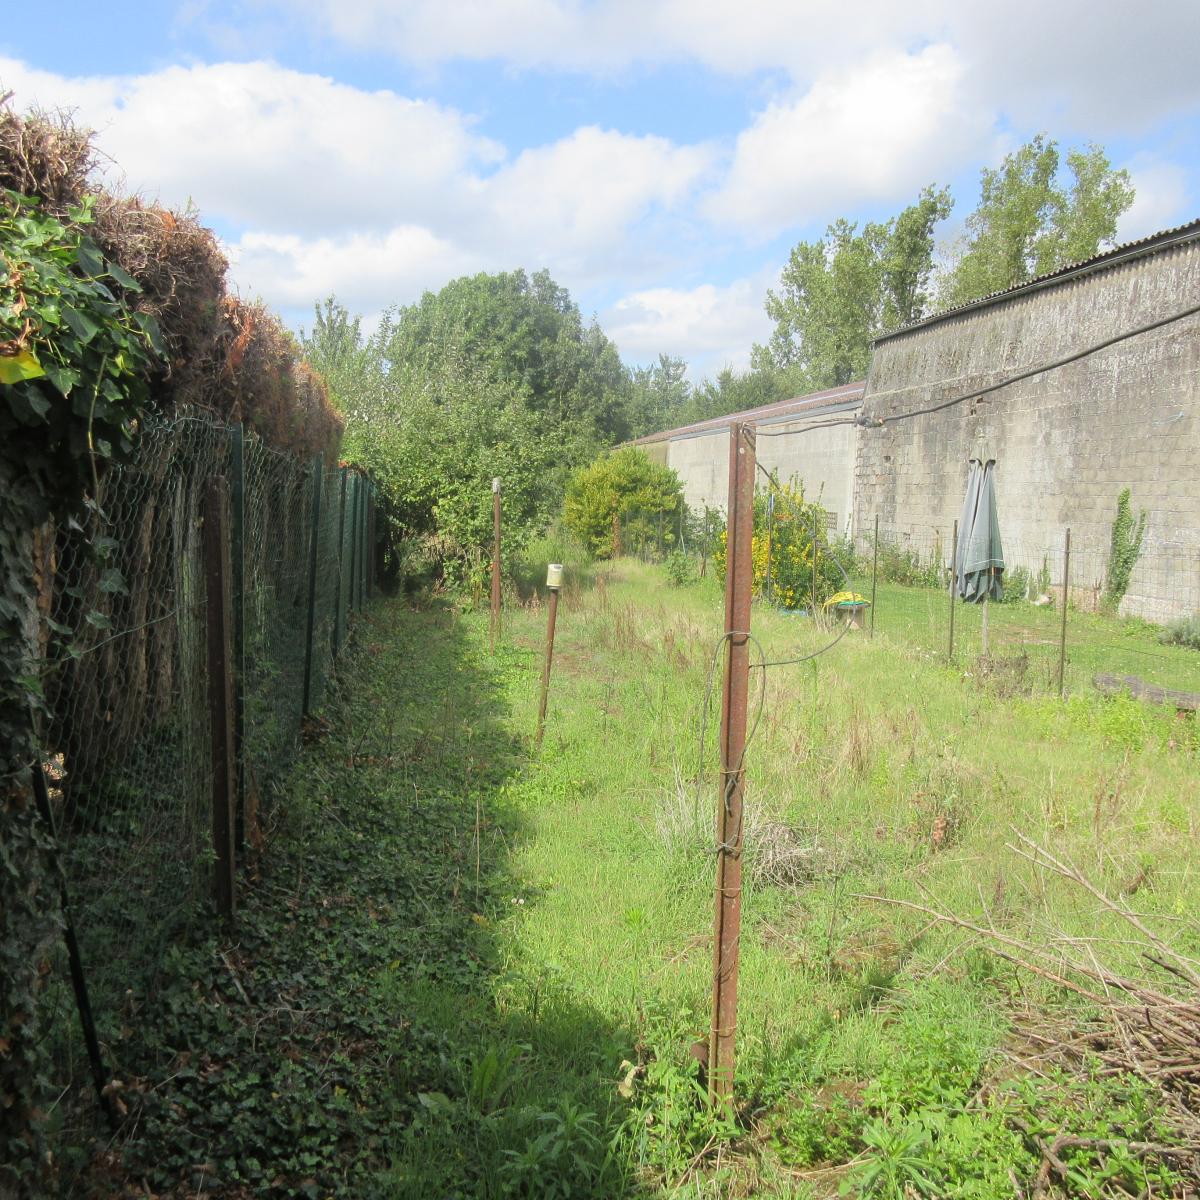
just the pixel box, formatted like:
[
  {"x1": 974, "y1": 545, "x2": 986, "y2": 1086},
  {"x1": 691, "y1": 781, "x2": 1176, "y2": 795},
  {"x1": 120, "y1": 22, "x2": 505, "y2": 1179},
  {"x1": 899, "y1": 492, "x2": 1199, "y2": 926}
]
[{"x1": 5, "y1": 2, "x2": 1199, "y2": 379}]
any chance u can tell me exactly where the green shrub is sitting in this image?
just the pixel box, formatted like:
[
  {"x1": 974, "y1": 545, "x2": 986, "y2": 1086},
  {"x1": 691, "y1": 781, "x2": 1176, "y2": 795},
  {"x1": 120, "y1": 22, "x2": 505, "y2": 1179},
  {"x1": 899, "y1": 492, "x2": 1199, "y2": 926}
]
[
  {"x1": 663, "y1": 550, "x2": 693, "y2": 587},
  {"x1": 1160, "y1": 612, "x2": 1200, "y2": 650},
  {"x1": 563, "y1": 447, "x2": 683, "y2": 560},
  {"x1": 997, "y1": 564, "x2": 1032, "y2": 604},
  {"x1": 874, "y1": 540, "x2": 944, "y2": 589},
  {"x1": 712, "y1": 480, "x2": 844, "y2": 610}
]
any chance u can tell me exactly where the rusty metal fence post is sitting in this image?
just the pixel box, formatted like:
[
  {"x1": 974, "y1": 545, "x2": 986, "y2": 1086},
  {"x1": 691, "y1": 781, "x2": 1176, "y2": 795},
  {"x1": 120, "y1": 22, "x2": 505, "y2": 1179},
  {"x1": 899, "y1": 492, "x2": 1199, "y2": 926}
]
[
  {"x1": 534, "y1": 564, "x2": 564, "y2": 748},
  {"x1": 203, "y1": 477, "x2": 236, "y2": 919},
  {"x1": 490, "y1": 477, "x2": 502, "y2": 654},
  {"x1": 1058, "y1": 527, "x2": 1072, "y2": 698},
  {"x1": 710, "y1": 421, "x2": 755, "y2": 1106}
]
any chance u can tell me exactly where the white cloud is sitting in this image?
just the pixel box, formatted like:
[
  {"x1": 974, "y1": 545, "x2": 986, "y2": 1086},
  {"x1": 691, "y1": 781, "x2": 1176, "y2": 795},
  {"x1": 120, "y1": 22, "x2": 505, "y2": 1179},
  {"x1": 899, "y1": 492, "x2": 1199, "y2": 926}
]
[
  {"x1": 707, "y1": 45, "x2": 990, "y2": 236},
  {"x1": 0, "y1": 55, "x2": 714, "y2": 311},
  {"x1": 226, "y1": 227, "x2": 477, "y2": 312},
  {"x1": 279, "y1": 0, "x2": 936, "y2": 76},
  {"x1": 477, "y1": 126, "x2": 712, "y2": 277},
  {"x1": 1116, "y1": 157, "x2": 1192, "y2": 243},
  {"x1": 605, "y1": 276, "x2": 773, "y2": 377},
  {"x1": 0, "y1": 57, "x2": 500, "y2": 235},
  {"x1": 278, "y1": 1, "x2": 1200, "y2": 136}
]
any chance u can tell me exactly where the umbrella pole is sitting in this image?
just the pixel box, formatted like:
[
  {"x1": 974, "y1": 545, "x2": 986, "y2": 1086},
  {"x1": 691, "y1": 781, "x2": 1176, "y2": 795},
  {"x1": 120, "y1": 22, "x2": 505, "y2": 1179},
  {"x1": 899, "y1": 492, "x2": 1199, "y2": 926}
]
[{"x1": 982, "y1": 570, "x2": 991, "y2": 656}]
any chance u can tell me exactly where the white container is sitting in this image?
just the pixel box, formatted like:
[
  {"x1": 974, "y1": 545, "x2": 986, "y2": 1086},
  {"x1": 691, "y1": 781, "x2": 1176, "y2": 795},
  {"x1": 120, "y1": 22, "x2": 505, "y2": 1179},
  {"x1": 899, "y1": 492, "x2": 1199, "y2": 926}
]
[{"x1": 546, "y1": 563, "x2": 564, "y2": 589}]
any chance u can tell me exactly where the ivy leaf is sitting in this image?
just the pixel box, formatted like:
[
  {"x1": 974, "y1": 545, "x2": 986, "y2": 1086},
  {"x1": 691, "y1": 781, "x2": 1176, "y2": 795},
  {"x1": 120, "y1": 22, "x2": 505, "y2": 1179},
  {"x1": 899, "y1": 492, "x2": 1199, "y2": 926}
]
[
  {"x1": 133, "y1": 311, "x2": 167, "y2": 358},
  {"x1": 76, "y1": 238, "x2": 104, "y2": 278},
  {"x1": 106, "y1": 261, "x2": 142, "y2": 293},
  {"x1": 61, "y1": 305, "x2": 101, "y2": 344},
  {"x1": 43, "y1": 364, "x2": 80, "y2": 397},
  {"x1": 0, "y1": 349, "x2": 46, "y2": 385},
  {"x1": 5, "y1": 386, "x2": 53, "y2": 423},
  {"x1": 98, "y1": 567, "x2": 128, "y2": 595},
  {"x1": 84, "y1": 609, "x2": 113, "y2": 630}
]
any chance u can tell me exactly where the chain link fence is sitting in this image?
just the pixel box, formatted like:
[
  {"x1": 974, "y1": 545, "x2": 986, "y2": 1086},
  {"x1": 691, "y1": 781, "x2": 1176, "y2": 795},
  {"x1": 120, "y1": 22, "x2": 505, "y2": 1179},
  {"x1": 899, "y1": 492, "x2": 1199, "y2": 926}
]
[{"x1": 34, "y1": 412, "x2": 377, "y2": 1160}]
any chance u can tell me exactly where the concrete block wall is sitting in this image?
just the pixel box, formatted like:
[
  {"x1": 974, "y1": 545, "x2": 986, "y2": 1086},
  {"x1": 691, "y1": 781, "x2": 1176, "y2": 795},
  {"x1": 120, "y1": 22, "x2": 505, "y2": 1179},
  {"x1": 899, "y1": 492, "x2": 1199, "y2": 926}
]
[{"x1": 856, "y1": 239, "x2": 1200, "y2": 621}]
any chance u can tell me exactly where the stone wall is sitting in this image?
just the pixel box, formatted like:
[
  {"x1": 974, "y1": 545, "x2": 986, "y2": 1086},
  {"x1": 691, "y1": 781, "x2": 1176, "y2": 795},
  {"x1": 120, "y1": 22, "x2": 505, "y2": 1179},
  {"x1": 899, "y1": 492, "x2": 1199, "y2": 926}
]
[{"x1": 856, "y1": 237, "x2": 1200, "y2": 621}]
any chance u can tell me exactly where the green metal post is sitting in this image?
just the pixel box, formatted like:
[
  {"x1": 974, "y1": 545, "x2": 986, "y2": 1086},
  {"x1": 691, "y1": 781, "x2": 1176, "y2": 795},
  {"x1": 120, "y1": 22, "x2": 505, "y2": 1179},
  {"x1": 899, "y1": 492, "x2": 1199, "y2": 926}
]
[
  {"x1": 301, "y1": 454, "x2": 323, "y2": 716},
  {"x1": 347, "y1": 474, "x2": 359, "y2": 616},
  {"x1": 333, "y1": 467, "x2": 348, "y2": 655}
]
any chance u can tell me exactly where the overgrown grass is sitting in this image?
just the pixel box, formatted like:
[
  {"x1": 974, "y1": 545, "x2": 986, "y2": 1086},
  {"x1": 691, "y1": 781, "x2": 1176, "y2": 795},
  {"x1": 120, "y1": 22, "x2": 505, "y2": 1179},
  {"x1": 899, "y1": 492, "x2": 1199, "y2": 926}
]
[{"x1": 74, "y1": 563, "x2": 1199, "y2": 1196}]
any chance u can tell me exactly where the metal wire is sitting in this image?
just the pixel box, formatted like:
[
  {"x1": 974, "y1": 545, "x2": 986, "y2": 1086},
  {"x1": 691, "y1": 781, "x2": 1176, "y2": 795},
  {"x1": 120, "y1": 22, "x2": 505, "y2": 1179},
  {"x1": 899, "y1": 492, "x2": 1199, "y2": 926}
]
[{"x1": 35, "y1": 412, "x2": 368, "y2": 1161}]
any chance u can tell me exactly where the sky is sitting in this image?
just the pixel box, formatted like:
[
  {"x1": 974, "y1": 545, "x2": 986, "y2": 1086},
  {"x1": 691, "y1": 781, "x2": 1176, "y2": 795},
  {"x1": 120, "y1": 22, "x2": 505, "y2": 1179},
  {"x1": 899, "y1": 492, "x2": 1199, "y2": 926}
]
[{"x1": 4, "y1": 2, "x2": 1200, "y2": 380}]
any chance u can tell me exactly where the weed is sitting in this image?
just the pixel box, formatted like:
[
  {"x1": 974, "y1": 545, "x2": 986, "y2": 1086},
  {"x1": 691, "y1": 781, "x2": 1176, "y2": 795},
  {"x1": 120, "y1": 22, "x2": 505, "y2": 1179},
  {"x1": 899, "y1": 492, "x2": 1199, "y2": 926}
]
[
  {"x1": 665, "y1": 550, "x2": 694, "y2": 587},
  {"x1": 1160, "y1": 611, "x2": 1200, "y2": 650}
]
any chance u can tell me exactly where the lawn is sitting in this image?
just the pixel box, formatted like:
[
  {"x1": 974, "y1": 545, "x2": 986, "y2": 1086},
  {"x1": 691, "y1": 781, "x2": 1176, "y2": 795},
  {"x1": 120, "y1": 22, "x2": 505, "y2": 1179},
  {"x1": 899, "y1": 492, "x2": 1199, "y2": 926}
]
[{"x1": 77, "y1": 560, "x2": 1200, "y2": 1197}]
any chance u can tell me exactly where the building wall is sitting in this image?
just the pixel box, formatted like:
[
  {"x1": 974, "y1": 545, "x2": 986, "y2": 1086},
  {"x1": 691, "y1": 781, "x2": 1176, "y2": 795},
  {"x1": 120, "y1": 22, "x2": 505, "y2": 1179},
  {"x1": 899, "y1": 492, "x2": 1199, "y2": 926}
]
[
  {"x1": 855, "y1": 239, "x2": 1200, "y2": 620},
  {"x1": 662, "y1": 408, "x2": 860, "y2": 532}
]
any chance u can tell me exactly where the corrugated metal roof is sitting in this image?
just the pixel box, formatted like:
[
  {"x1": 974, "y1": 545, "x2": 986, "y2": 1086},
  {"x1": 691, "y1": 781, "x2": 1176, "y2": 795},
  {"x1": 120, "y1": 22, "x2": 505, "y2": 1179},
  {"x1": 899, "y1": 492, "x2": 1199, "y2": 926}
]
[
  {"x1": 627, "y1": 380, "x2": 866, "y2": 446},
  {"x1": 876, "y1": 217, "x2": 1200, "y2": 343}
]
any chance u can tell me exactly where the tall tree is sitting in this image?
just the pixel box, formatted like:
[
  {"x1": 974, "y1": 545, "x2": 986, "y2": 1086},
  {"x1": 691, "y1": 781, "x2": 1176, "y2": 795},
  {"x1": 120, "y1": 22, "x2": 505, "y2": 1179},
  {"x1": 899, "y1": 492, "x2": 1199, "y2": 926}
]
[
  {"x1": 753, "y1": 185, "x2": 952, "y2": 391},
  {"x1": 939, "y1": 136, "x2": 1134, "y2": 307},
  {"x1": 628, "y1": 353, "x2": 691, "y2": 437},
  {"x1": 383, "y1": 268, "x2": 633, "y2": 450}
]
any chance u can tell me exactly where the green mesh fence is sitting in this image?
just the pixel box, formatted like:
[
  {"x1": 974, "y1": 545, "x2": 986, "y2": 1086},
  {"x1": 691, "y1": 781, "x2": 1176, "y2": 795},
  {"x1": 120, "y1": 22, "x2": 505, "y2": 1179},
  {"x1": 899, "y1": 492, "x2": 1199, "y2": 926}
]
[{"x1": 36, "y1": 413, "x2": 377, "y2": 1165}]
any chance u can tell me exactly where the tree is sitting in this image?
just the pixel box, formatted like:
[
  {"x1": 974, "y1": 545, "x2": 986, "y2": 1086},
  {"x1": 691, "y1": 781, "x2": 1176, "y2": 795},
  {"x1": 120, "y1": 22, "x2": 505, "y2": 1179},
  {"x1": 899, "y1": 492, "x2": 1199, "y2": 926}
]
[
  {"x1": 684, "y1": 366, "x2": 795, "y2": 425},
  {"x1": 382, "y1": 268, "x2": 633, "y2": 451},
  {"x1": 563, "y1": 447, "x2": 684, "y2": 559},
  {"x1": 628, "y1": 354, "x2": 691, "y2": 437},
  {"x1": 753, "y1": 186, "x2": 952, "y2": 391},
  {"x1": 300, "y1": 296, "x2": 372, "y2": 407},
  {"x1": 939, "y1": 137, "x2": 1134, "y2": 307}
]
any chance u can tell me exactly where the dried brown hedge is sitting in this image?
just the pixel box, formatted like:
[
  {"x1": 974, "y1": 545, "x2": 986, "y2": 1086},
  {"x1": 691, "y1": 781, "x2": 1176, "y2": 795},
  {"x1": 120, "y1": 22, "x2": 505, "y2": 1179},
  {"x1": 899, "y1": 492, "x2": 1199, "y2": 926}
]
[{"x1": 0, "y1": 95, "x2": 340, "y2": 458}]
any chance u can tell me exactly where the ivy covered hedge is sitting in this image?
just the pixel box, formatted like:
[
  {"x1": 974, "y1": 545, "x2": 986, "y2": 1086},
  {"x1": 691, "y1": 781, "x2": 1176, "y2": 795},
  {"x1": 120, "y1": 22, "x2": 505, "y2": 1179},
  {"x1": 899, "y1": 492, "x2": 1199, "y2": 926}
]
[{"x1": 0, "y1": 96, "x2": 338, "y2": 1193}]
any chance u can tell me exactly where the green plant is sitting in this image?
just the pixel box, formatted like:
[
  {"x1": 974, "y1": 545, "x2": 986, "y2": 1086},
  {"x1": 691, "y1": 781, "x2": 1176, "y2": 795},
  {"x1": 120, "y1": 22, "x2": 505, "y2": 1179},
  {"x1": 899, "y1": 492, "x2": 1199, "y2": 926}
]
[
  {"x1": 664, "y1": 550, "x2": 693, "y2": 587},
  {"x1": 1160, "y1": 612, "x2": 1200, "y2": 651},
  {"x1": 499, "y1": 1101, "x2": 617, "y2": 1198},
  {"x1": 1, "y1": 185, "x2": 162, "y2": 1185},
  {"x1": 1103, "y1": 488, "x2": 1147, "y2": 613},
  {"x1": 563, "y1": 447, "x2": 684, "y2": 560},
  {"x1": 874, "y1": 539, "x2": 943, "y2": 588},
  {"x1": 713, "y1": 479, "x2": 844, "y2": 609},
  {"x1": 843, "y1": 1112, "x2": 941, "y2": 1198},
  {"x1": 998, "y1": 564, "x2": 1033, "y2": 603}
]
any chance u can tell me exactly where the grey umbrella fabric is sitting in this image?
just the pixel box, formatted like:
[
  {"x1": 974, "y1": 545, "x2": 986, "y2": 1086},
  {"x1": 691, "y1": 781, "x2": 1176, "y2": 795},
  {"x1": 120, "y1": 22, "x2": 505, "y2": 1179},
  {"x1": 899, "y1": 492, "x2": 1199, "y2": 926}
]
[{"x1": 955, "y1": 458, "x2": 1004, "y2": 603}]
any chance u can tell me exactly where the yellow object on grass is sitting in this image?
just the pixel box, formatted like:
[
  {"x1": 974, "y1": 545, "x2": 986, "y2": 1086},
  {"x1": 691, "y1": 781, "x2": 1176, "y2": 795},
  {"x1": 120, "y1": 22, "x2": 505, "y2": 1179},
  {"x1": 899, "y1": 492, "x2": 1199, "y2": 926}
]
[{"x1": 823, "y1": 591, "x2": 869, "y2": 609}]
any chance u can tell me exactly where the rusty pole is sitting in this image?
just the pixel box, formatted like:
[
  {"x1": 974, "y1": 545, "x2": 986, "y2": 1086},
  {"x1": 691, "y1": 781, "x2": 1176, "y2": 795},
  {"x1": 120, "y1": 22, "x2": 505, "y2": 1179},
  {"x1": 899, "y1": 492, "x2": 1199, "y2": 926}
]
[
  {"x1": 203, "y1": 477, "x2": 236, "y2": 920},
  {"x1": 534, "y1": 564, "x2": 564, "y2": 749},
  {"x1": 709, "y1": 421, "x2": 755, "y2": 1106},
  {"x1": 490, "y1": 477, "x2": 502, "y2": 654},
  {"x1": 1058, "y1": 527, "x2": 1071, "y2": 698}
]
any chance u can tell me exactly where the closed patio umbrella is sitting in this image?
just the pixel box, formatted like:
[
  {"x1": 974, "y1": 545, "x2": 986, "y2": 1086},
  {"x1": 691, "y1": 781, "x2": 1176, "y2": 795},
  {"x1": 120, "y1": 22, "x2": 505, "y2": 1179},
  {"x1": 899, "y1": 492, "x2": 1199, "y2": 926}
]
[{"x1": 955, "y1": 457, "x2": 1004, "y2": 652}]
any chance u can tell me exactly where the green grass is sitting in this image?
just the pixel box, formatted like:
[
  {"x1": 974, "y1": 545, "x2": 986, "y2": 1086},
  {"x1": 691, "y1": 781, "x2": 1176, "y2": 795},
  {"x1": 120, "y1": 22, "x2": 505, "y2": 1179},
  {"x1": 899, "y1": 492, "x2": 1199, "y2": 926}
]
[
  {"x1": 845, "y1": 576, "x2": 1200, "y2": 695},
  {"x1": 76, "y1": 563, "x2": 1200, "y2": 1197}
]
